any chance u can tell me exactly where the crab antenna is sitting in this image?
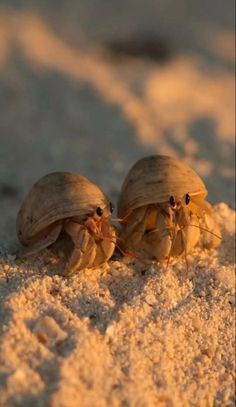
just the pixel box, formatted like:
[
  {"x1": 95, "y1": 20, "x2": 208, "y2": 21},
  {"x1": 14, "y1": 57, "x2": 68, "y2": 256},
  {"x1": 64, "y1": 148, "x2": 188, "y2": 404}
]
[
  {"x1": 188, "y1": 224, "x2": 222, "y2": 240},
  {"x1": 110, "y1": 216, "x2": 128, "y2": 223}
]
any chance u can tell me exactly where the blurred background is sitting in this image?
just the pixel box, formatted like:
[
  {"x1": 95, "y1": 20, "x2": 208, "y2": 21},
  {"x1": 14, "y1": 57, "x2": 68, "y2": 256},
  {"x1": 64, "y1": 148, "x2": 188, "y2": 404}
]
[{"x1": 0, "y1": 0, "x2": 235, "y2": 244}]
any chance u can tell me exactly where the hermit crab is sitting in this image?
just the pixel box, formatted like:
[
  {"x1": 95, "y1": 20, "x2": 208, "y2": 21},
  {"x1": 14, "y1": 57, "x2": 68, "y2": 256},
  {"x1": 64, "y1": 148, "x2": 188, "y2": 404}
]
[
  {"x1": 16, "y1": 172, "x2": 116, "y2": 275},
  {"x1": 118, "y1": 155, "x2": 221, "y2": 266}
]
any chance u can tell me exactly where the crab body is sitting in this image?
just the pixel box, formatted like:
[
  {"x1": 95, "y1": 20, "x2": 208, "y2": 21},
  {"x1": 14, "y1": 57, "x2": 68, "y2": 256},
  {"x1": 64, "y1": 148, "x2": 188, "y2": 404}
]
[
  {"x1": 17, "y1": 172, "x2": 116, "y2": 275},
  {"x1": 118, "y1": 156, "x2": 221, "y2": 263}
]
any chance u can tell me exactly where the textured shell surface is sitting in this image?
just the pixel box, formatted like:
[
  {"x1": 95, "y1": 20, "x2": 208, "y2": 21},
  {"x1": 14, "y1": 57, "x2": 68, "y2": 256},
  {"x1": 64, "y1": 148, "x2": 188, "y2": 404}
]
[
  {"x1": 118, "y1": 155, "x2": 207, "y2": 217},
  {"x1": 17, "y1": 172, "x2": 108, "y2": 243}
]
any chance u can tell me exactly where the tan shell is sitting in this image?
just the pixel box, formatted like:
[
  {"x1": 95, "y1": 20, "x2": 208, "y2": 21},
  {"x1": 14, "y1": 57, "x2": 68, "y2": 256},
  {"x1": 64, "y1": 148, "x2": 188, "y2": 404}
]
[
  {"x1": 118, "y1": 155, "x2": 207, "y2": 218},
  {"x1": 17, "y1": 172, "x2": 109, "y2": 244}
]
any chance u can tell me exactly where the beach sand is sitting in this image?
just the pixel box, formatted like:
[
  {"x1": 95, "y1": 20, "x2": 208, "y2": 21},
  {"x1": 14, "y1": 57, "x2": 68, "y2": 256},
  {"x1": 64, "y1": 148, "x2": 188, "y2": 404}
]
[
  {"x1": 0, "y1": 2, "x2": 235, "y2": 406},
  {"x1": 0, "y1": 204, "x2": 235, "y2": 407}
]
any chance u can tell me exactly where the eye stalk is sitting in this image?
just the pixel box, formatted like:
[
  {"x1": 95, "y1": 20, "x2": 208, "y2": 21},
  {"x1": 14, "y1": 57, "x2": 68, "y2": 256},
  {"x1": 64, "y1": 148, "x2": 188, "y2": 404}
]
[
  {"x1": 169, "y1": 196, "x2": 176, "y2": 207},
  {"x1": 185, "y1": 193, "x2": 190, "y2": 205},
  {"x1": 95, "y1": 207, "x2": 103, "y2": 217},
  {"x1": 109, "y1": 202, "x2": 114, "y2": 213}
]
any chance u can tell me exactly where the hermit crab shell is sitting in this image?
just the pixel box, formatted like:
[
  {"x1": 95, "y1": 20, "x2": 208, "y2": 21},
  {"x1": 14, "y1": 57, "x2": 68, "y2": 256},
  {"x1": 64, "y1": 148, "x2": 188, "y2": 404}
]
[
  {"x1": 118, "y1": 155, "x2": 207, "y2": 218},
  {"x1": 17, "y1": 172, "x2": 109, "y2": 245}
]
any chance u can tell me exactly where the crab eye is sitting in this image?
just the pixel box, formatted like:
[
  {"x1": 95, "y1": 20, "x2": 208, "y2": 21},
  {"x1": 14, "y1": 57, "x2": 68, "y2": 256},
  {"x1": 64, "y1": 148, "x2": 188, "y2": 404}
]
[
  {"x1": 169, "y1": 196, "x2": 176, "y2": 207},
  {"x1": 109, "y1": 202, "x2": 114, "y2": 213},
  {"x1": 185, "y1": 193, "x2": 190, "y2": 205},
  {"x1": 96, "y1": 207, "x2": 103, "y2": 216}
]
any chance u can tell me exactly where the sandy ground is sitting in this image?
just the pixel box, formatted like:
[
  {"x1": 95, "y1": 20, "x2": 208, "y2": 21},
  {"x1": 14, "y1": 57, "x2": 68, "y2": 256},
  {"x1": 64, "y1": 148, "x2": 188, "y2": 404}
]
[
  {"x1": 0, "y1": 204, "x2": 235, "y2": 407},
  {"x1": 0, "y1": 1, "x2": 235, "y2": 406}
]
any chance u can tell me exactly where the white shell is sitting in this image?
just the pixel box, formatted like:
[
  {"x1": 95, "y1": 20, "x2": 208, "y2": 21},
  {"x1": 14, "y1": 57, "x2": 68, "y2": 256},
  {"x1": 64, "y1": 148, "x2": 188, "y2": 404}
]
[
  {"x1": 17, "y1": 172, "x2": 109, "y2": 244},
  {"x1": 118, "y1": 155, "x2": 207, "y2": 217}
]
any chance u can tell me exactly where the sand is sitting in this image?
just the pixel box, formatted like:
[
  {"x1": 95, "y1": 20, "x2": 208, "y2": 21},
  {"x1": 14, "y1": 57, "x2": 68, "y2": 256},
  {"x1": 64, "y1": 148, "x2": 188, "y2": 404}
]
[
  {"x1": 0, "y1": 1, "x2": 235, "y2": 406},
  {"x1": 0, "y1": 204, "x2": 235, "y2": 407}
]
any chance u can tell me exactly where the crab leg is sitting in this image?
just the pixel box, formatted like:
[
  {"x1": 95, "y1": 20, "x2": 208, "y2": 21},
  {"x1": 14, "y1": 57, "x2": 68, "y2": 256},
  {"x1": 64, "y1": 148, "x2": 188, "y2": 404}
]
[{"x1": 63, "y1": 221, "x2": 96, "y2": 275}]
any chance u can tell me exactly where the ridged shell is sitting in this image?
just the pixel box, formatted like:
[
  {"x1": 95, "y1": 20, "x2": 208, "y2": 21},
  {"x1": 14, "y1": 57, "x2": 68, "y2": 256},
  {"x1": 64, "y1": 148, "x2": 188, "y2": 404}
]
[
  {"x1": 17, "y1": 172, "x2": 108, "y2": 244},
  {"x1": 118, "y1": 155, "x2": 207, "y2": 217}
]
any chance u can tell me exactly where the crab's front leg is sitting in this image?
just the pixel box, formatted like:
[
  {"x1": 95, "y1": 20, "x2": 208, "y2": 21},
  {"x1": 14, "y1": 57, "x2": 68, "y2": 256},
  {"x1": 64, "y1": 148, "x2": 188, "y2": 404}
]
[
  {"x1": 143, "y1": 207, "x2": 173, "y2": 261},
  {"x1": 63, "y1": 221, "x2": 96, "y2": 276},
  {"x1": 170, "y1": 211, "x2": 200, "y2": 257},
  {"x1": 119, "y1": 206, "x2": 150, "y2": 254},
  {"x1": 93, "y1": 221, "x2": 116, "y2": 266}
]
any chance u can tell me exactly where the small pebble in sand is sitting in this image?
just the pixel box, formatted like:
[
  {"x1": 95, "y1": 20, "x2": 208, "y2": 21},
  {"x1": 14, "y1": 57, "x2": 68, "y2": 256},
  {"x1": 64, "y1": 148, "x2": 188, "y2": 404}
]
[
  {"x1": 105, "y1": 324, "x2": 116, "y2": 338},
  {"x1": 32, "y1": 315, "x2": 68, "y2": 347},
  {"x1": 145, "y1": 293, "x2": 157, "y2": 306}
]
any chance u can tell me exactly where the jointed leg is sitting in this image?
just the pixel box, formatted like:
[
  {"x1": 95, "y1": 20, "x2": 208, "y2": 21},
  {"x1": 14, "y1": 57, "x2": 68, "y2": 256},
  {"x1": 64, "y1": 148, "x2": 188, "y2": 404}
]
[
  {"x1": 93, "y1": 222, "x2": 116, "y2": 266},
  {"x1": 144, "y1": 210, "x2": 172, "y2": 261},
  {"x1": 63, "y1": 221, "x2": 95, "y2": 276},
  {"x1": 119, "y1": 206, "x2": 150, "y2": 253},
  {"x1": 171, "y1": 214, "x2": 200, "y2": 257}
]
